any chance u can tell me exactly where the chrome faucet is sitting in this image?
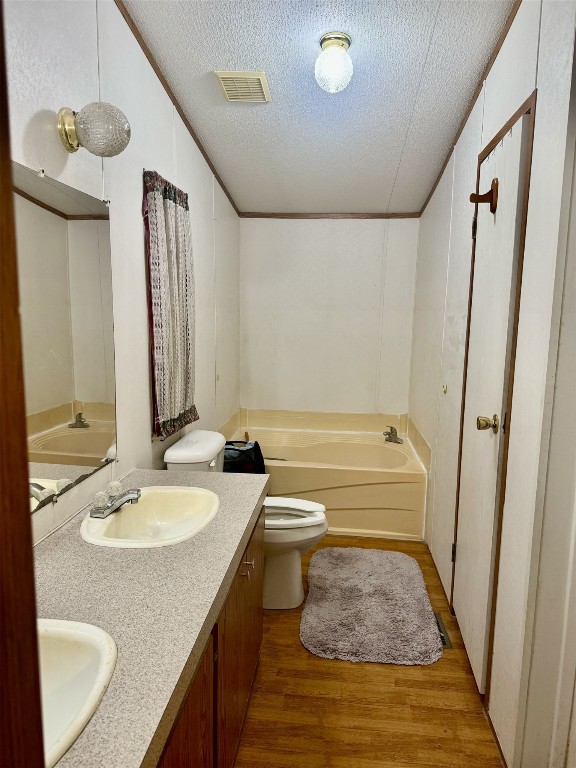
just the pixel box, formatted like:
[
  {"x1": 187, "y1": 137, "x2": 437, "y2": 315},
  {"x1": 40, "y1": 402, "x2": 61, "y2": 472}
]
[
  {"x1": 69, "y1": 411, "x2": 89, "y2": 429},
  {"x1": 383, "y1": 426, "x2": 403, "y2": 444},
  {"x1": 90, "y1": 488, "x2": 141, "y2": 519},
  {"x1": 29, "y1": 482, "x2": 48, "y2": 502}
]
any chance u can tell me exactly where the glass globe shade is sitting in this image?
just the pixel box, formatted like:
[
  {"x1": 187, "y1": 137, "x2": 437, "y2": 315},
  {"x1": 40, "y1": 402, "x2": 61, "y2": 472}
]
[
  {"x1": 315, "y1": 45, "x2": 353, "y2": 93},
  {"x1": 75, "y1": 102, "x2": 131, "y2": 157}
]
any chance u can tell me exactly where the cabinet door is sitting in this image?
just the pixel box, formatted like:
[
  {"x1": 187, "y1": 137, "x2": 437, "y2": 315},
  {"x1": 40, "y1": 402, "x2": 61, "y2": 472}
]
[
  {"x1": 159, "y1": 634, "x2": 214, "y2": 768},
  {"x1": 217, "y1": 510, "x2": 264, "y2": 768},
  {"x1": 244, "y1": 510, "x2": 264, "y2": 689}
]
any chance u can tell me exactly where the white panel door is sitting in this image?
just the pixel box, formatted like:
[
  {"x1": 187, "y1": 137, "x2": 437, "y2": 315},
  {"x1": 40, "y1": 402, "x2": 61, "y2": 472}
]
[{"x1": 452, "y1": 117, "x2": 528, "y2": 693}]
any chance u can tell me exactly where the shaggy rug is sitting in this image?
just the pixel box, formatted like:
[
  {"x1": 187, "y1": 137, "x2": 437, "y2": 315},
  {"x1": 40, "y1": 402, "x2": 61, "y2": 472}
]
[{"x1": 300, "y1": 548, "x2": 443, "y2": 665}]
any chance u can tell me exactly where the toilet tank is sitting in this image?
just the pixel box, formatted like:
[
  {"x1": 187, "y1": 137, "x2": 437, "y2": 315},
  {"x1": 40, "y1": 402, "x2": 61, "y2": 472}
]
[{"x1": 164, "y1": 430, "x2": 226, "y2": 472}]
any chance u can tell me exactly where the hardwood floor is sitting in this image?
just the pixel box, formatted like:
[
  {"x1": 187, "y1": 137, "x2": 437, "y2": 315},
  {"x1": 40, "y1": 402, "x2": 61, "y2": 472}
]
[{"x1": 235, "y1": 536, "x2": 503, "y2": 768}]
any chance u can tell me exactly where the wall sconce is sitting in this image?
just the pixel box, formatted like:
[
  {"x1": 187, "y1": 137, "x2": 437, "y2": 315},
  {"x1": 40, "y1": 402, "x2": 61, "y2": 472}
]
[
  {"x1": 57, "y1": 102, "x2": 131, "y2": 157},
  {"x1": 315, "y1": 32, "x2": 353, "y2": 94}
]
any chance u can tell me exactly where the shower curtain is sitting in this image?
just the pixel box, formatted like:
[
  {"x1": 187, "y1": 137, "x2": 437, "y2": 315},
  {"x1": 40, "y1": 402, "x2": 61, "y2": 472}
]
[{"x1": 142, "y1": 170, "x2": 198, "y2": 439}]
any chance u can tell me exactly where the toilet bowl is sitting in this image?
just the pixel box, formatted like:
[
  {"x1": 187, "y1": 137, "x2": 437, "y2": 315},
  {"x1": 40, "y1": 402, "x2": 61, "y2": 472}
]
[
  {"x1": 164, "y1": 431, "x2": 328, "y2": 609},
  {"x1": 263, "y1": 497, "x2": 328, "y2": 610}
]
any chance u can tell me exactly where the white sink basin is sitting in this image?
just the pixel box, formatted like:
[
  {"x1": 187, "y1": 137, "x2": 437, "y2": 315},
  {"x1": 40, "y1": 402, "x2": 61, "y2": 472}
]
[
  {"x1": 38, "y1": 619, "x2": 116, "y2": 768},
  {"x1": 80, "y1": 486, "x2": 219, "y2": 548}
]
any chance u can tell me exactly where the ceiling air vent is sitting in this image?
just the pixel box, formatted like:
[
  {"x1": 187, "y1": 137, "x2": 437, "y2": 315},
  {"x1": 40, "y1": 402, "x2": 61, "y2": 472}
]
[{"x1": 214, "y1": 71, "x2": 271, "y2": 103}]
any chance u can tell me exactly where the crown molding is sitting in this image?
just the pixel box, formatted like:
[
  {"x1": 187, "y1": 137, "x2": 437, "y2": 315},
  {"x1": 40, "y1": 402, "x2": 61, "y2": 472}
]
[{"x1": 238, "y1": 211, "x2": 420, "y2": 219}]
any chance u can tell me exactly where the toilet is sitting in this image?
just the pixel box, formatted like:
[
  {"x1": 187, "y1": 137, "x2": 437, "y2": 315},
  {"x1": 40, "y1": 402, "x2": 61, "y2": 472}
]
[
  {"x1": 262, "y1": 496, "x2": 328, "y2": 609},
  {"x1": 164, "y1": 429, "x2": 226, "y2": 472},
  {"x1": 164, "y1": 430, "x2": 328, "y2": 609}
]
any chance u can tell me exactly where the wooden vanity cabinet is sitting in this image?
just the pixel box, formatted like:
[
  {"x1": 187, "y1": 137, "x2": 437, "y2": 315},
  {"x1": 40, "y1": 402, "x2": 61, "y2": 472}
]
[
  {"x1": 158, "y1": 508, "x2": 264, "y2": 768},
  {"x1": 159, "y1": 634, "x2": 214, "y2": 768},
  {"x1": 217, "y1": 509, "x2": 264, "y2": 768}
]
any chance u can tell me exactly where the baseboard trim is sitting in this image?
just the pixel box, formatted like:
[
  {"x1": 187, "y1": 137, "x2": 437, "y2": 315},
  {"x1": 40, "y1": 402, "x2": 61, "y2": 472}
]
[{"x1": 326, "y1": 527, "x2": 423, "y2": 541}]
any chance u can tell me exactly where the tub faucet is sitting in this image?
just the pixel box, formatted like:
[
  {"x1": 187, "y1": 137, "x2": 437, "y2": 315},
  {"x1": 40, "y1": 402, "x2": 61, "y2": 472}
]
[
  {"x1": 69, "y1": 412, "x2": 89, "y2": 429},
  {"x1": 90, "y1": 488, "x2": 141, "y2": 519},
  {"x1": 383, "y1": 426, "x2": 403, "y2": 444}
]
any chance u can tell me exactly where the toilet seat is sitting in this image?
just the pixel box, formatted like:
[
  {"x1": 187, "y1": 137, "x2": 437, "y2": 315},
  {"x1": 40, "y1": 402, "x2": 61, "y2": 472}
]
[{"x1": 263, "y1": 496, "x2": 326, "y2": 529}]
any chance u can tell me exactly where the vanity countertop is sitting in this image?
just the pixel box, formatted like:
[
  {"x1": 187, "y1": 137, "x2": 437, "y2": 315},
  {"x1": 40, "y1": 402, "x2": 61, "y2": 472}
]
[
  {"x1": 33, "y1": 468, "x2": 269, "y2": 768},
  {"x1": 29, "y1": 462, "x2": 91, "y2": 484}
]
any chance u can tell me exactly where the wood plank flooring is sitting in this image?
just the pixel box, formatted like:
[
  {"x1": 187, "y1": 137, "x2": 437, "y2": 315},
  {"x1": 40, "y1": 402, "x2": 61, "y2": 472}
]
[{"x1": 235, "y1": 536, "x2": 503, "y2": 768}]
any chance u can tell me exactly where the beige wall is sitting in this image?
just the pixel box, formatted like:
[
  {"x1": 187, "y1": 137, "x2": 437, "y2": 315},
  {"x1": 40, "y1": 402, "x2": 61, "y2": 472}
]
[
  {"x1": 4, "y1": 0, "x2": 241, "y2": 475},
  {"x1": 240, "y1": 218, "x2": 418, "y2": 415}
]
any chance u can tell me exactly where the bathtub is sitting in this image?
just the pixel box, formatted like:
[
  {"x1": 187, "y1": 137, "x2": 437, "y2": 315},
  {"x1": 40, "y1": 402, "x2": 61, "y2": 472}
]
[
  {"x1": 236, "y1": 428, "x2": 427, "y2": 539},
  {"x1": 28, "y1": 421, "x2": 116, "y2": 467}
]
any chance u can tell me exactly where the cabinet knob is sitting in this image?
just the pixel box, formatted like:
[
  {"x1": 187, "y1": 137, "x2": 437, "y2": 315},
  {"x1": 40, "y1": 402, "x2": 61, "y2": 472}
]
[
  {"x1": 243, "y1": 559, "x2": 255, "y2": 569},
  {"x1": 241, "y1": 569, "x2": 251, "y2": 580}
]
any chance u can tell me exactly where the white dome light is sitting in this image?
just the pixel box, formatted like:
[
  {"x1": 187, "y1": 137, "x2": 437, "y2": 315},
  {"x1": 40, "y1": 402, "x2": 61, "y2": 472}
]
[{"x1": 315, "y1": 32, "x2": 353, "y2": 94}]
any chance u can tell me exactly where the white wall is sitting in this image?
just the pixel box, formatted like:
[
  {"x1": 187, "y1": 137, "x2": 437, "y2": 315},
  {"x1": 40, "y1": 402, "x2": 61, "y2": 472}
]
[
  {"x1": 240, "y1": 218, "x2": 418, "y2": 415},
  {"x1": 489, "y1": 3, "x2": 576, "y2": 763},
  {"x1": 215, "y1": 185, "x2": 240, "y2": 428},
  {"x1": 5, "y1": 0, "x2": 101, "y2": 200},
  {"x1": 408, "y1": 158, "x2": 454, "y2": 448},
  {"x1": 14, "y1": 195, "x2": 73, "y2": 415},
  {"x1": 67, "y1": 220, "x2": 115, "y2": 405},
  {"x1": 4, "y1": 0, "x2": 241, "y2": 475},
  {"x1": 409, "y1": 0, "x2": 576, "y2": 764},
  {"x1": 426, "y1": 95, "x2": 484, "y2": 595},
  {"x1": 520, "y1": 101, "x2": 576, "y2": 768}
]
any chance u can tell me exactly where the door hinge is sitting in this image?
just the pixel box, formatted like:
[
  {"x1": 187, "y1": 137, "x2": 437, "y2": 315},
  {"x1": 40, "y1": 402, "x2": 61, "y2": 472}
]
[
  {"x1": 472, "y1": 213, "x2": 477, "y2": 240},
  {"x1": 451, "y1": 543, "x2": 457, "y2": 563}
]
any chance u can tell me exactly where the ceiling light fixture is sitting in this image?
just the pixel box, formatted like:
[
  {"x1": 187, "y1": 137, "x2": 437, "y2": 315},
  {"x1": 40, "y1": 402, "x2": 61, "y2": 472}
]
[
  {"x1": 57, "y1": 102, "x2": 131, "y2": 157},
  {"x1": 314, "y1": 32, "x2": 353, "y2": 94}
]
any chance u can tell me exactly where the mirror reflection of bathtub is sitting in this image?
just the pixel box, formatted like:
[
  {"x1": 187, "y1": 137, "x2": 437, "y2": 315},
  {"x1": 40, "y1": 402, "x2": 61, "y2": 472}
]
[
  {"x1": 12, "y1": 161, "x2": 116, "y2": 500},
  {"x1": 28, "y1": 420, "x2": 116, "y2": 467}
]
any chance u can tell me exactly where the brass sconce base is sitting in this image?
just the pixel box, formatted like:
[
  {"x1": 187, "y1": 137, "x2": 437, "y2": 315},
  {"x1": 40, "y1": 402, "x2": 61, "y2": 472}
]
[
  {"x1": 57, "y1": 107, "x2": 79, "y2": 153},
  {"x1": 319, "y1": 32, "x2": 351, "y2": 51}
]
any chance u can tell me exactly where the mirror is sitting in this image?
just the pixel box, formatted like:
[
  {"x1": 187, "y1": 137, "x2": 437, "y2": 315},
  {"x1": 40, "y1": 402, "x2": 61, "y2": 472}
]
[{"x1": 12, "y1": 161, "x2": 116, "y2": 508}]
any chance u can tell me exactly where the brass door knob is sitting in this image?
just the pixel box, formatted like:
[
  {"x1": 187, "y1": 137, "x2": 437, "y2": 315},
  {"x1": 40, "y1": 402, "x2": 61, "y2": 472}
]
[{"x1": 476, "y1": 414, "x2": 499, "y2": 434}]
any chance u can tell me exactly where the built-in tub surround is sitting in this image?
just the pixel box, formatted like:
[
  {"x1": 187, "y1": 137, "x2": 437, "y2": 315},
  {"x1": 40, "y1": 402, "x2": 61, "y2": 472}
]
[
  {"x1": 28, "y1": 421, "x2": 116, "y2": 467},
  {"x1": 407, "y1": 416, "x2": 431, "y2": 471},
  {"x1": 27, "y1": 402, "x2": 116, "y2": 437},
  {"x1": 33, "y1": 469, "x2": 268, "y2": 768},
  {"x1": 27, "y1": 402, "x2": 116, "y2": 468},
  {"x1": 234, "y1": 426, "x2": 426, "y2": 540},
  {"x1": 238, "y1": 408, "x2": 408, "y2": 434}
]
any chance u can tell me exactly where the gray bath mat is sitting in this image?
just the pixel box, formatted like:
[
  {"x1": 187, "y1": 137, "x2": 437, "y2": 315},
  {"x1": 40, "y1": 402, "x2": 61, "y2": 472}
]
[{"x1": 300, "y1": 548, "x2": 443, "y2": 665}]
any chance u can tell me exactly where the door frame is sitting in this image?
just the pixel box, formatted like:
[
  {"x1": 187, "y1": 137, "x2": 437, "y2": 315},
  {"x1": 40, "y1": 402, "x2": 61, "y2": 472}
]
[
  {"x1": 0, "y1": 3, "x2": 45, "y2": 764},
  {"x1": 450, "y1": 90, "x2": 537, "y2": 706}
]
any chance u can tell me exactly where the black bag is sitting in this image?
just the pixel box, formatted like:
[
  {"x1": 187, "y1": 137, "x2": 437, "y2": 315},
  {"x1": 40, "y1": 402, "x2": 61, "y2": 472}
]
[{"x1": 223, "y1": 440, "x2": 266, "y2": 474}]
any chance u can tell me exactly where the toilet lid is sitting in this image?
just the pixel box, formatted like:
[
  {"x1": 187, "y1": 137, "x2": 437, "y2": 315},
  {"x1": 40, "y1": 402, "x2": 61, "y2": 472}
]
[{"x1": 263, "y1": 496, "x2": 326, "y2": 529}]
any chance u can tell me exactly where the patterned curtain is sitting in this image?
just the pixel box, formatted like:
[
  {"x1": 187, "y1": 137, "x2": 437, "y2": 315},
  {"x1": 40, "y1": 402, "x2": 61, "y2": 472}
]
[{"x1": 142, "y1": 171, "x2": 199, "y2": 439}]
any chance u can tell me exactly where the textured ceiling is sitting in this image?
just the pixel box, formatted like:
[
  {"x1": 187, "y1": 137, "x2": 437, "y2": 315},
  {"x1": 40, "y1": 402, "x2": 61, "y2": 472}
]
[{"x1": 122, "y1": 0, "x2": 515, "y2": 214}]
